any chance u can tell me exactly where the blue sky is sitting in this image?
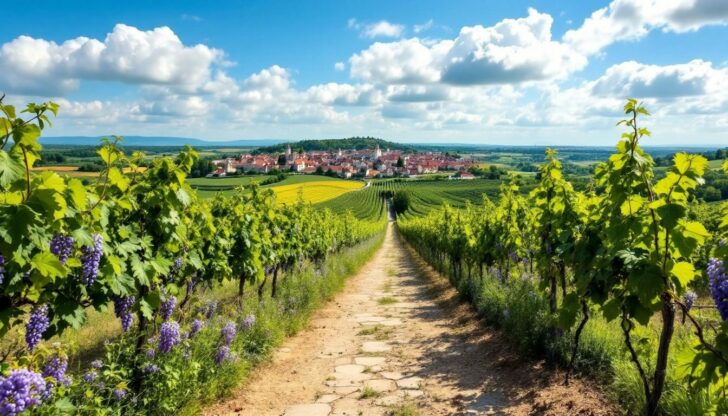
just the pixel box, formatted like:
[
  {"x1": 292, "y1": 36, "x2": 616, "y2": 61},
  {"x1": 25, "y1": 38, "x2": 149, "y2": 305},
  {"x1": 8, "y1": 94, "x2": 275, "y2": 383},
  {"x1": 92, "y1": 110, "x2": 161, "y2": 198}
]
[{"x1": 1, "y1": 0, "x2": 727, "y2": 145}]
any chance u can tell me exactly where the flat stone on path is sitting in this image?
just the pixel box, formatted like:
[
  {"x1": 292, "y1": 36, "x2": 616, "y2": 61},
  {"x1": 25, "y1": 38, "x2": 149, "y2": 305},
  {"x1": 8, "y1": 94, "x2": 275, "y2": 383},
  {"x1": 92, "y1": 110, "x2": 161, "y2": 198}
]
[
  {"x1": 397, "y1": 376, "x2": 423, "y2": 389},
  {"x1": 363, "y1": 379, "x2": 397, "y2": 393},
  {"x1": 316, "y1": 394, "x2": 339, "y2": 403},
  {"x1": 354, "y1": 356, "x2": 385, "y2": 366},
  {"x1": 335, "y1": 364, "x2": 365, "y2": 374},
  {"x1": 361, "y1": 341, "x2": 390, "y2": 353},
  {"x1": 283, "y1": 403, "x2": 331, "y2": 416},
  {"x1": 380, "y1": 371, "x2": 403, "y2": 380}
]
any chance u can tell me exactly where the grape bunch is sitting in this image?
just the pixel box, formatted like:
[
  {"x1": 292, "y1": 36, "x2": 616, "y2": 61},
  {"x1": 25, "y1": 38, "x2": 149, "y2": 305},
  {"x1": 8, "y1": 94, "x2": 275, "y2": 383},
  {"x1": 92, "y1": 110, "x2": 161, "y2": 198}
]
[
  {"x1": 158, "y1": 321, "x2": 180, "y2": 353},
  {"x1": 49, "y1": 234, "x2": 74, "y2": 265},
  {"x1": 25, "y1": 305, "x2": 50, "y2": 352},
  {"x1": 160, "y1": 295, "x2": 176, "y2": 321},
  {"x1": 204, "y1": 301, "x2": 217, "y2": 320},
  {"x1": 708, "y1": 258, "x2": 728, "y2": 320},
  {"x1": 0, "y1": 369, "x2": 48, "y2": 416},
  {"x1": 684, "y1": 291, "x2": 697, "y2": 311},
  {"x1": 80, "y1": 234, "x2": 103, "y2": 287},
  {"x1": 113, "y1": 296, "x2": 135, "y2": 332}
]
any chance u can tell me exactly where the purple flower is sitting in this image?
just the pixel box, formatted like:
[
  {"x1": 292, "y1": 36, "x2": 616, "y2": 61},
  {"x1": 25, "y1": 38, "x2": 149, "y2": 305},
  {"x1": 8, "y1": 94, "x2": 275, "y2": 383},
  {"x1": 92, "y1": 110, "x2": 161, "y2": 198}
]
[
  {"x1": 684, "y1": 291, "x2": 698, "y2": 311},
  {"x1": 42, "y1": 356, "x2": 68, "y2": 383},
  {"x1": 49, "y1": 234, "x2": 74, "y2": 265},
  {"x1": 90, "y1": 360, "x2": 103, "y2": 369},
  {"x1": 708, "y1": 258, "x2": 728, "y2": 320},
  {"x1": 160, "y1": 295, "x2": 176, "y2": 321},
  {"x1": 204, "y1": 301, "x2": 217, "y2": 320},
  {"x1": 215, "y1": 346, "x2": 230, "y2": 365},
  {"x1": 158, "y1": 321, "x2": 181, "y2": 353},
  {"x1": 242, "y1": 314, "x2": 256, "y2": 330},
  {"x1": 172, "y1": 257, "x2": 183, "y2": 273},
  {"x1": 80, "y1": 234, "x2": 103, "y2": 287},
  {"x1": 113, "y1": 296, "x2": 135, "y2": 332},
  {"x1": 0, "y1": 369, "x2": 48, "y2": 416},
  {"x1": 142, "y1": 364, "x2": 159, "y2": 374},
  {"x1": 190, "y1": 319, "x2": 203, "y2": 337},
  {"x1": 113, "y1": 389, "x2": 126, "y2": 400},
  {"x1": 0, "y1": 254, "x2": 6, "y2": 285},
  {"x1": 82, "y1": 371, "x2": 97, "y2": 383},
  {"x1": 221, "y1": 322, "x2": 237, "y2": 346},
  {"x1": 145, "y1": 348, "x2": 155, "y2": 360},
  {"x1": 25, "y1": 305, "x2": 49, "y2": 352}
]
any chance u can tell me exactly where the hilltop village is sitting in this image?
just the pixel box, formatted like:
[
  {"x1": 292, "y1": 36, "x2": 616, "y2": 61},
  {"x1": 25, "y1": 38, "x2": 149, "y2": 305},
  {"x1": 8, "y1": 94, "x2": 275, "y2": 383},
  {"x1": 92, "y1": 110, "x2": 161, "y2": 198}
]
[{"x1": 212, "y1": 144, "x2": 476, "y2": 178}]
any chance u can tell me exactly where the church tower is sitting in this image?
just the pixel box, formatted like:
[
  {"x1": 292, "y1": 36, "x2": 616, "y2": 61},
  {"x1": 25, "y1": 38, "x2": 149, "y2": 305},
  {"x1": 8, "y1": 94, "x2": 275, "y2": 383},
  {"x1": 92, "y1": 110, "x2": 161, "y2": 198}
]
[
  {"x1": 286, "y1": 144, "x2": 292, "y2": 160},
  {"x1": 374, "y1": 143, "x2": 382, "y2": 159}
]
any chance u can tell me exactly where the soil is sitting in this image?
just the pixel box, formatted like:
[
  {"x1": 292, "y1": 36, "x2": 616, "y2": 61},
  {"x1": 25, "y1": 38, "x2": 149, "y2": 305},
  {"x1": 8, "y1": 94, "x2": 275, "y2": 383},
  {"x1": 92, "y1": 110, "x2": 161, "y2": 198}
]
[{"x1": 204, "y1": 223, "x2": 616, "y2": 416}]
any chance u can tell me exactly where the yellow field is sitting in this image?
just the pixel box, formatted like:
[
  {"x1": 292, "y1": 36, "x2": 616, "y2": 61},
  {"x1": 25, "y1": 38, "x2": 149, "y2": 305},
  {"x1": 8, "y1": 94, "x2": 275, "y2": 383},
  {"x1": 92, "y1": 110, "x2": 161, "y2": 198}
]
[
  {"x1": 271, "y1": 180, "x2": 364, "y2": 204},
  {"x1": 31, "y1": 165, "x2": 147, "y2": 178}
]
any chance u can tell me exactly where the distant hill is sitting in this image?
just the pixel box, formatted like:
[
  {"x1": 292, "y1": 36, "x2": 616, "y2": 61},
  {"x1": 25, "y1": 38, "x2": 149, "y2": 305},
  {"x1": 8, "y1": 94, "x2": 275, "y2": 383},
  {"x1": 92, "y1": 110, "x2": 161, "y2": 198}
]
[
  {"x1": 41, "y1": 136, "x2": 285, "y2": 147},
  {"x1": 254, "y1": 137, "x2": 414, "y2": 154}
]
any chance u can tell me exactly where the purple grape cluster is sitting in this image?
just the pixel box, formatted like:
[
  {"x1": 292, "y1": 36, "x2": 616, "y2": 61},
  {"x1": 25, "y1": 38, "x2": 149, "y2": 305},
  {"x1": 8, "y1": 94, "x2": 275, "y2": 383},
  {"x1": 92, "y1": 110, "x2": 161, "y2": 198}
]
[
  {"x1": 49, "y1": 234, "x2": 74, "y2": 265},
  {"x1": 190, "y1": 319, "x2": 203, "y2": 337},
  {"x1": 0, "y1": 254, "x2": 5, "y2": 285},
  {"x1": 684, "y1": 291, "x2": 698, "y2": 311},
  {"x1": 221, "y1": 322, "x2": 237, "y2": 346},
  {"x1": 204, "y1": 301, "x2": 217, "y2": 320},
  {"x1": 158, "y1": 321, "x2": 181, "y2": 353},
  {"x1": 172, "y1": 257, "x2": 183, "y2": 273},
  {"x1": 145, "y1": 348, "x2": 155, "y2": 360},
  {"x1": 215, "y1": 345, "x2": 230, "y2": 365},
  {"x1": 160, "y1": 295, "x2": 176, "y2": 321},
  {"x1": 113, "y1": 296, "x2": 135, "y2": 332},
  {"x1": 242, "y1": 314, "x2": 256, "y2": 330},
  {"x1": 0, "y1": 369, "x2": 48, "y2": 415},
  {"x1": 80, "y1": 234, "x2": 103, "y2": 287},
  {"x1": 42, "y1": 356, "x2": 68, "y2": 383},
  {"x1": 708, "y1": 258, "x2": 728, "y2": 321},
  {"x1": 25, "y1": 305, "x2": 49, "y2": 352}
]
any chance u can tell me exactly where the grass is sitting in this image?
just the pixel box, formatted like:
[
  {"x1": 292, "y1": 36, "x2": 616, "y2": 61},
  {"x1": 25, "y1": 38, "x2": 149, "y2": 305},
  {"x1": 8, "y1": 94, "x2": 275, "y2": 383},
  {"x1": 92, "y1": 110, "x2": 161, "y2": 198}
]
[
  {"x1": 356, "y1": 325, "x2": 392, "y2": 340},
  {"x1": 360, "y1": 386, "x2": 382, "y2": 399},
  {"x1": 28, "y1": 230, "x2": 387, "y2": 414},
  {"x1": 378, "y1": 296, "x2": 398, "y2": 305},
  {"x1": 387, "y1": 403, "x2": 420, "y2": 416}
]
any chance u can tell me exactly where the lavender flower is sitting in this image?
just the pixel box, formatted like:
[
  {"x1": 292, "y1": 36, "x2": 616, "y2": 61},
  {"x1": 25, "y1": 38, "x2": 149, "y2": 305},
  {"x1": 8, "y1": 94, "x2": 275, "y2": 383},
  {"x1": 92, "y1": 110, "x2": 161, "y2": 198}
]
[
  {"x1": 0, "y1": 369, "x2": 48, "y2": 416},
  {"x1": 215, "y1": 346, "x2": 230, "y2": 365},
  {"x1": 113, "y1": 389, "x2": 126, "y2": 400},
  {"x1": 242, "y1": 314, "x2": 256, "y2": 330},
  {"x1": 204, "y1": 301, "x2": 217, "y2": 320},
  {"x1": 158, "y1": 321, "x2": 181, "y2": 353},
  {"x1": 0, "y1": 254, "x2": 5, "y2": 285},
  {"x1": 708, "y1": 258, "x2": 728, "y2": 320},
  {"x1": 25, "y1": 305, "x2": 49, "y2": 352},
  {"x1": 142, "y1": 364, "x2": 159, "y2": 374},
  {"x1": 113, "y1": 296, "x2": 135, "y2": 332},
  {"x1": 90, "y1": 360, "x2": 103, "y2": 369},
  {"x1": 160, "y1": 295, "x2": 176, "y2": 321},
  {"x1": 190, "y1": 319, "x2": 203, "y2": 337},
  {"x1": 684, "y1": 291, "x2": 698, "y2": 311},
  {"x1": 221, "y1": 322, "x2": 237, "y2": 346},
  {"x1": 145, "y1": 348, "x2": 155, "y2": 360},
  {"x1": 80, "y1": 234, "x2": 103, "y2": 287},
  {"x1": 42, "y1": 356, "x2": 68, "y2": 383},
  {"x1": 82, "y1": 371, "x2": 97, "y2": 383},
  {"x1": 49, "y1": 234, "x2": 74, "y2": 265}
]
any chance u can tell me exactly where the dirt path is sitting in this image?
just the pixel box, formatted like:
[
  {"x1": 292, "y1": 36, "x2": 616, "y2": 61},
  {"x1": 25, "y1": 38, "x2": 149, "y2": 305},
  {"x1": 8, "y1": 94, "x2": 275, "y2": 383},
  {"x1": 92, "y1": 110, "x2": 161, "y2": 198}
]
[{"x1": 205, "y1": 223, "x2": 614, "y2": 416}]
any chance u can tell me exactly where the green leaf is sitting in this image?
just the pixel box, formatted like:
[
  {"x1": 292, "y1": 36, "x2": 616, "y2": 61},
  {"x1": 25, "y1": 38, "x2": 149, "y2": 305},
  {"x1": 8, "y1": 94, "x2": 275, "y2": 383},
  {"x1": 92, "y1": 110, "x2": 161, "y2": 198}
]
[
  {"x1": 670, "y1": 261, "x2": 695, "y2": 292},
  {"x1": 0, "y1": 150, "x2": 24, "y2": 188},
  {"x1": 31, "y1": 251, "x2": 66, "y2": 279},
  {"x1": 558, "y1": 293, "x2": 580, "y2": 329}
]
